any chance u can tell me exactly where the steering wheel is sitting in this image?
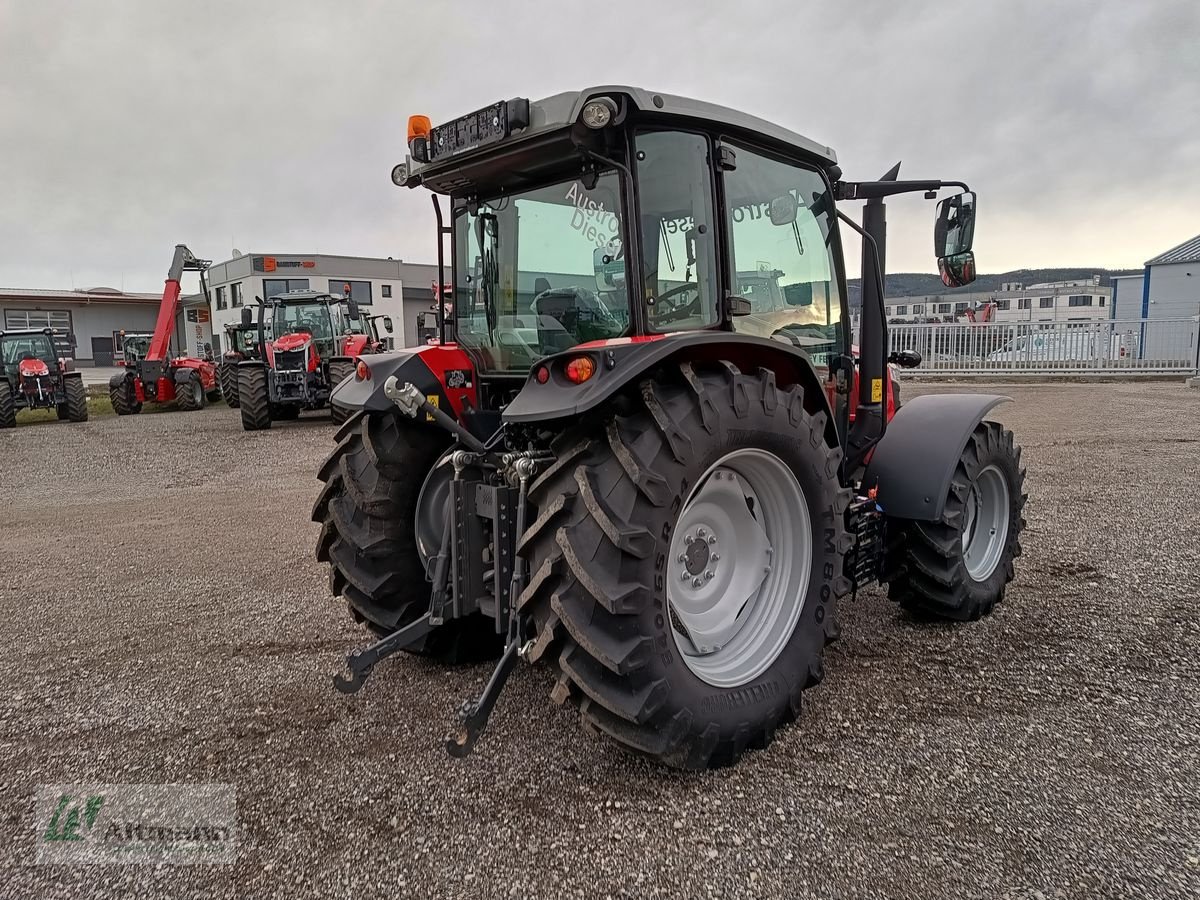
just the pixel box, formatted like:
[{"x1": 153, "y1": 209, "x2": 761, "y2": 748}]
[{"x1": 652, "y1": 282, "x2": 701, "y2": 323}]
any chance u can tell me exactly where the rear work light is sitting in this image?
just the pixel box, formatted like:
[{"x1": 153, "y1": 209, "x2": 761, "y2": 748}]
[
  {"x1": 564, "y1": 356, "x2": 596, "y2": 384},
  {"x1": 355, "y1": 360, "x2": 371, "y2": 381}
]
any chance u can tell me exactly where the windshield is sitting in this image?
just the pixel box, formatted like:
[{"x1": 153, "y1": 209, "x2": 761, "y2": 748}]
[
  {"x1": 272, "y1": 302, "x2": 335, "y2": 351},
  {"x1": 1, "y1": 334, "x2": 55, "y2": 367},
  {"x1": 453, "y1": 172, "x2": 628, "y2": 373},
  {"x1": 122, "y1": 334, "x2": 153, "y2": 363}
]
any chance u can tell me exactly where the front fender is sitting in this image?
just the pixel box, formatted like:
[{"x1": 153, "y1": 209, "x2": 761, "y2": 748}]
[
  {"x1": 330, "y1": 344, "x2": 477, "y2": 418},
  {"x1": 863, "y1": 393, "x2": 1010, "y2": 521}
]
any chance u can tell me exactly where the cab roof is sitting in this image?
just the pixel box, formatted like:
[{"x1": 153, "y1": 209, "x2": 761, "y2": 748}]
[{"x1": 406, "y1": 86, "x2": 837, "y2": 190}]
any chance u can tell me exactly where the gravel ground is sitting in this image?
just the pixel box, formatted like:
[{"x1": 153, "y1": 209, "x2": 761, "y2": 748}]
[{"x1": 1, "y1": 384, "x2": 1198, "y2": 899}]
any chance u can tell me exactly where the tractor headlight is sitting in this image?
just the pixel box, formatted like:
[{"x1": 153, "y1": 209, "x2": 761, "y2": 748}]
[
  {"x1": 580, "y1": 97, "x2": 617, "y2": 129},
  {"x1": 391, "y1": 163, "x2": 409, "y2": 187}
]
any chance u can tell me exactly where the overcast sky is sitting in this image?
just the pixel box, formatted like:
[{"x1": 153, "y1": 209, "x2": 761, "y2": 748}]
[{"x1": 1, "y1": 0, "x2": 1197, "y2": 294}]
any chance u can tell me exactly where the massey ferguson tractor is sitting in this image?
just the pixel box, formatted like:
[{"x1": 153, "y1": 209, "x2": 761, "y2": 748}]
[
  {"x1": 236, "y1": 290, "x2": 382, "y2": 430},
  {"x1": 0, "y1": 328, "x2": 88, "y2": 427},
  {"x1": 109, "y1": 245, "x2": 220, "y2": 414},
  {"x1": 218, "y1": 321, "x2": 262, "y2": 408},
  {"x1": 313, "y1": 87, "x2": 1027, "y2": 769}
]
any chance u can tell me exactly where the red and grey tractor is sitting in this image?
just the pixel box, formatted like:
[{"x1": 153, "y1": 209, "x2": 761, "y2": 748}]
[
  {"x1": 236, "y1": 291, "x2": 388, "y2": 430},
  {"x1": 109, "y1": 245, "x2": 221, "y2": 415},
  {"x1": 0, "y1": 328, "x2": 88, "y2": 427},
  {"x1": 314, "y1": 87, "x2": 1026, "y2": 769}
]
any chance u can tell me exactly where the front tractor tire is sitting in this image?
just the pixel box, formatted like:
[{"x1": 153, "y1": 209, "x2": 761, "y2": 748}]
[
  {"x1": 63, "y1": 377, "x2": 88, "y2": 422},
  {"x1": 175, "y1": 371, "x2": 205, "y2": 411},
  {"x1": 328, "y1": 359, "x2": 355, "y2": 425},
  {"x1": 108, "y1": 375, "x2": 141, "y2": 416},
  {"x1": 238, "y1": 365, "x2": 272, "y2": 431},
  {"x1": 311, "y1": 411, "x2": 502, "y2": 662},
  {"x1": 518, "y1": 363, "x2": 853, "y2": 770},
  {"x1": 884, "y1": 421, "x2": 1027, "y2": 621},
  {"x1": 0, "y1": 381, "x2": 15, "y2": 428}
]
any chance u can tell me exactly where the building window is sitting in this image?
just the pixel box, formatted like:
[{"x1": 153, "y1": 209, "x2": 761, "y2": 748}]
[
  {"x1": 895, "y1": 305, "x2": 907, "y2": 315},
  {"x1": 954, "y1": 302, "x2": 968, "y2": 313},
  {"x1": 1039, "y1": 297, "x2": 1054, "y2": 308},
  {"x1": 231, "y1": 282, "x2": 243, "y2": 307},
  {"x1": 328, "y1": 280, "x2": 373, "y2": 306},
  {"x1": 936, "y1": 303, "x2": 952, "y2": 314},
  {"x1": 5, "y1": 309, "x2": 73, "y2": 331},
  {"x1": 1018, "y1": 298, "x2": 1031, "y2": 310},
  {"x1": 995, "y1": 299, "x2": 1011, "y2": 310},
  {"x1": 215, "y1": 286, "x2": 227, "y2": 310},
  {"x1": 381, "y1": 284, "x2": 392, "y2": 298},
  {"x1": 1067, "y1": 295, "x2": 1093, "y2": 307},
  {"x1": 1099, "y1": 296, "x2": 1106, "y2": 306},
  {"x1": 264, "y1": 279, "x2": 310, "y2": 298},
  {"x1": 912, "y1": 304, "x2": 924, "y2": 314}
]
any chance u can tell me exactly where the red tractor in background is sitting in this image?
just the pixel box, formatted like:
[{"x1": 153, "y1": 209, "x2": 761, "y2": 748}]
[
  {"x1": 218, "y1": 321, "x2": 262, "y2": 408},
  {"x1": 236, "y1": 290, "x2": 390, "y2": 430},
  {"x1": 109, "y1": 245, "x2": 220, "y2": 415},
  {"x1": 0, "y1": 328, "x2": 88, "y2": 427},
  {"x1": 959, "y1": 300, "x2": 998, "y2": 324}
]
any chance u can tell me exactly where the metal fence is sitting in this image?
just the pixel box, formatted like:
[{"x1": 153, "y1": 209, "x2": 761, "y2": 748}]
[{"x1": 884, "y1": 317, "x2": 1200, "y2": 376}]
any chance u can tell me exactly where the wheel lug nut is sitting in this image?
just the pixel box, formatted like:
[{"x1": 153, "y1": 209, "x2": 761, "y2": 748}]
[
  {"x1": 707, "y1": 536, "x2": 717, "y2": 545},
  {"x1": 678, "y1": 553, "x2": 687, "y2": 564},
  {"x1": 692, "y1": 577, "x2": 702, "y2": 587},
  {"x1": 680, "y1": 572, "x2": 691, "y2": 582},
  {"x1": 711, "y1": 553, "x2": 720, "y2": 562},
  {"x1": 704, "y1": 571, "x2": 713, "y2": 580},
  {"x1": 697, "y1": 527, "x2": 707, "y2": 538}
]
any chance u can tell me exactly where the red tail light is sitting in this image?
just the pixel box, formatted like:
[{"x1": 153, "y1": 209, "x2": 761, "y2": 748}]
[{"x1": 564, "y1": 356, "x2": 596, "y2": 384}]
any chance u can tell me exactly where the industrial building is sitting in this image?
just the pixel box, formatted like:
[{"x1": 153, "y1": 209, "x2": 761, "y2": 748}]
[
  {"x1": 851, "y1": 276, "x2": 1113, "y2": 333},
  {"x1": 202, "y1": 253, "x2": 441, "y2": 351},
  {"x1": 1108, "y1": 233, "x2": 1200, "y2": 363},
  {"x1": 0, "y1": 286, "x2": 189, "y2": 365}
]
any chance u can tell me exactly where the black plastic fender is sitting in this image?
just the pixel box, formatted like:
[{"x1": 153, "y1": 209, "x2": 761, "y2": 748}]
[
  {"x1": 863, "y1": 393, "x2": 1009, "y2": 521},
  {"x1": 502, "y1": 332, "x2": 836, "y2": 436},
  {"x1": 328, "y1": 347, "x2": 458, "y2": 415}
]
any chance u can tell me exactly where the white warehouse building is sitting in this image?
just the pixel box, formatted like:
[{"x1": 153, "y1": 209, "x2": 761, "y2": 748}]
[
  {"x1": 202, "y1": 253, "x2": 442, "y2": 352},
  {"x1": 1108, "y1": 233, "x2": 1200, "y2": 363}
]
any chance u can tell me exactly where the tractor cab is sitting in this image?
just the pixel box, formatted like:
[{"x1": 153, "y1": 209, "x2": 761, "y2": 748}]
[
  {"x1": 1, "y1": 331, "x2": 57, "y2": 371},
  {"x1": 119, "y1": 331, "x2": 154, "y2": 365}
]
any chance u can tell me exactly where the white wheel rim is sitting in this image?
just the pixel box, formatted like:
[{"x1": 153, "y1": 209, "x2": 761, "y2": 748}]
[
  {"x1": 963, "y1": 464, "x2": 1010, "y2": 582},
  {"x1": 667, "y1": 448, "x2": 812, "y2": 688}
]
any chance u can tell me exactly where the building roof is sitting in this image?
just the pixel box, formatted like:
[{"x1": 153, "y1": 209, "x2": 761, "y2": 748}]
[
  {"x1": 1146, "y1": 233, "x2": 1200, "y2": 266},
  {"x1": 0, "y1": 287, "x2": 160, "y2": 305}
]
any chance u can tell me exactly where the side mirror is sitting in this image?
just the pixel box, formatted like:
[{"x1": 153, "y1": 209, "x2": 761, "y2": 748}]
[
  {"x1": 768, "y1": 194, "x2": 798, "y2": 226},
  {"x1": 939, "y1": 251, "x2": 977, "y2": 288},
  {"x1": 346, "y1": 298, "x2": 360, "y2": 320},
  {"x1": 382, "y1": 316, "x2": 394, "y2": 333},
  {"x1": 593, "y1": 246, "x2": 625, "y2": 293},
  {"x1": 888, "y1": 348, "x2": 923, "y2": 369},
  {"x1": 934, "y1": 190, "x2": 976, "y2": 257},
  {"x1": 240, "y1": 307, "x2": 253, "y2": 327}
]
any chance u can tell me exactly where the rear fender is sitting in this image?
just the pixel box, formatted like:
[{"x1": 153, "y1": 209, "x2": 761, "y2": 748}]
[
  {"x1": 502, "y1": 332, "x2": 838, "y2": 445},
  {"x1": 330, "y1": 344, "x2": 478, "y2": 420},
  {"x1": 862, "y1": 393, "x2": 1009, "y2": 521}
]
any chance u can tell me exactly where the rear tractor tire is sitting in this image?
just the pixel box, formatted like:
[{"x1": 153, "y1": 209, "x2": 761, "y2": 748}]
[
  {"x1": 311, "y1": 410, "x2": 502, "y2": 662},
  {"x1": 175, "y1": 372, "x2": 204, "y2": 411},
  {"x1": 219, "y1": 363, "x2": 240, "y2": 408},
  {"x1": 884, "y1": 421, "x2": 1026, "y2": 621},
  {"x1": 108, "y1": 375, "x2": 141, "y2": 416},
  {"x1": 238, "y1": 365, "x2": 271, "y2": 431},
  {"x1": 328, "y1": 359, "x2": 355, "y2": 424},
  {"x1": 0, "y1": 381, "x2": 15, "y2": 428},
  {"x1": 517, "y1": 363, "x2": 853, "y2": 770},
  {"x1": 63, "y1": 377, "x2": 88, "y2": 422}
]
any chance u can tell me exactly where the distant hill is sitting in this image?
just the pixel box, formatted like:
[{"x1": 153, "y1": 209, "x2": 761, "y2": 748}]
[{"x1": 847, "y1": 268, "x2": 1142, "y2": 306}]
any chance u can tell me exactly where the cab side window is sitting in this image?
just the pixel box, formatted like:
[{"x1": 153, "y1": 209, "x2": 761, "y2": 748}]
[
  {"x1": 724, "y1": 147, "x2": 842, "y2": 366},
  {"x1": 635, "y1": 131, "x2": 720, "y2": 331}
]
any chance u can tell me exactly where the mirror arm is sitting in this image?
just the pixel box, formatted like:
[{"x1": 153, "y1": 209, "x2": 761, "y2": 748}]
[{"x1": 836, "y1": 179, "x2": 969, "y2": 201}]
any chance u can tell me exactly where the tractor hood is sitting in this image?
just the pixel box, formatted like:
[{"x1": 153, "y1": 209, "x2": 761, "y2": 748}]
[
  {"x1": 18, "y1": 358, "x2": 50, "y2": 378},
  {"x1": 273, "y1": 333, "x2": 312, "y2": 352}
]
